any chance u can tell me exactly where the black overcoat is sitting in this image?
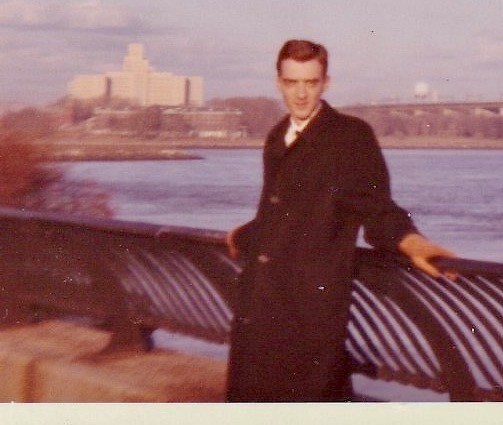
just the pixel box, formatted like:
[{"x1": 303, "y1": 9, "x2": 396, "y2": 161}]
[{"x1": 227, "y1": 101, "x2": 417, "y2": 402}]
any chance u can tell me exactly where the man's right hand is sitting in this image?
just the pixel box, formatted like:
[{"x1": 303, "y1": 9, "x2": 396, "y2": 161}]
[
  {"x1": 398, "y1": 232, "x2": 457, "y2": 280},
  {"x1": 226, "y1": 227, "x2": 240, "y2": 259},
  {"x1": 226, "y1": 220, "x2": 256, "y2": 260}
]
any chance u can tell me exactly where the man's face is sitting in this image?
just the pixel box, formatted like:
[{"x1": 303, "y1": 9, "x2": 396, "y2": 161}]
[{"x1": 276, "y1": 58, "x2": 329, "y2": 124}]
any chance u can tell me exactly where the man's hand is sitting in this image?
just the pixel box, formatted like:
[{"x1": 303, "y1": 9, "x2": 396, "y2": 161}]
[
  {"x1": 398, "y1": 233, "x2": 457, "y2": 279},
  {"x1": 226, "y1": 220, "x2": 256, "y2": 260},
  {"x1": 226, "y1": 227, "x2": 240, "y2": 259}
]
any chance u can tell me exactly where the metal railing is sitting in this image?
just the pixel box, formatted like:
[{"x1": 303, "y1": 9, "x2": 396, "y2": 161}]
[
  {"x1": 0, "y1": 206, "x2": 502, "y2": 401},
  {"x1": 351, "y1": 249, "x2": 503, "y2": 401}
]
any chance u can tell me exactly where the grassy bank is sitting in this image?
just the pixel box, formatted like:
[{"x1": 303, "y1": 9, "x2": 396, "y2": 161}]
[
  {"x1": 35, "y1": 134, "x2": 204, "y2": 160},
  {"x1": 378, "y1": 135, "x2": 503, "y2": 149},
  {"x1": 34, "y1": 133, "x2": 503, "y2": 161}
]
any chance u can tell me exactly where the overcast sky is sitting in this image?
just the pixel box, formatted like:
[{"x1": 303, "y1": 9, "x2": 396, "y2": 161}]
[{"x1": 1, "y1": 0, "x2": 502, "y2": 106}]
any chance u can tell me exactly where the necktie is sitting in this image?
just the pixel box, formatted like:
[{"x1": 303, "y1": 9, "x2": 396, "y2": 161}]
[{"x1": 285, "y1": 126, "x2": 300, "y2": 147}]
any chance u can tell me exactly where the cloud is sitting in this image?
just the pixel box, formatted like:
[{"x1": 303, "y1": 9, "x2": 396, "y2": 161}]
[
  {"x1": 0, "y1": 0, "x2": 146, "y2": 33},
  {"x1": 478, "y1": 37, "x2": 503, "y2": 64},
  {"x1": 0, "y1": 0, "x2": 45, "y2": 26}
]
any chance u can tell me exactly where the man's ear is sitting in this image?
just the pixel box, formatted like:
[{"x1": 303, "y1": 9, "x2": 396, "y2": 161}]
[
  {"x1": 276, "y1": 75, "x2": 283, "y2": 92},
  {"x1": 322, "y1": 75, "x2": 331, "y2": 92}
]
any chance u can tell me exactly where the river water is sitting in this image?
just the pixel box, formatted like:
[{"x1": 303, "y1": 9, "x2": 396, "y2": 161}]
[
  {"x1": 63, "y1": 148, "x2": 502, "y2": 401},
  {"x1": 66, "y1": 148, "x2": 503, "y2": 262}
]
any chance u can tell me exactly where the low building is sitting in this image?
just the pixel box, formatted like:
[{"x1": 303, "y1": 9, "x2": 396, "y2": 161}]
[
  {"x1": 164, "y1": 108, "x2": 245, "y2": 138},
  {"x1": 89, "y1": 106, "x2": 246, "y2": 139}
]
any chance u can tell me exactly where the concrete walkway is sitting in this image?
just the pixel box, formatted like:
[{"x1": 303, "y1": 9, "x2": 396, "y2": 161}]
[{"x1": 0, "y1": 320, "x2": 226, "y2": 402}]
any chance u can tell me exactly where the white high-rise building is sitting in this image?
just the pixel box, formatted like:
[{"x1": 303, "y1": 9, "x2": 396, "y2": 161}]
[{"x1": 67, "y1": 43, "x2": 204, "y2": 107}]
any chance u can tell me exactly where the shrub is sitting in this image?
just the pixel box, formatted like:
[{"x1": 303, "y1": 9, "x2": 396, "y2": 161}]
[{"x1": 0, "y1": 131, "x2": 113, "y2": 218}]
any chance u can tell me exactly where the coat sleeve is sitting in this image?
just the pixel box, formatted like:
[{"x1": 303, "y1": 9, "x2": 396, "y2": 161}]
[{"x1": 341, "y1": 120, "x2": 419, "y2": 251}]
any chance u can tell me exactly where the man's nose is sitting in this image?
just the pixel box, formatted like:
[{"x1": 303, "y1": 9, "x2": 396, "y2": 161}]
[{"x1": 295, "y1": 83, "x2": 307, "y2": 98}]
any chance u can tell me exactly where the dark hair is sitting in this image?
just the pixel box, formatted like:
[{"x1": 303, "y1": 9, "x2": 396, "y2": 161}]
[{"x1": 276, "y1": 39, "x2": 328, "y2": 76}]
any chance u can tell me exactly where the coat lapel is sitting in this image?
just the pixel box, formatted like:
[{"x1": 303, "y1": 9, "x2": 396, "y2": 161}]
[{"x1": 296, "y1": 100, "x2": 337, "y2": 146}]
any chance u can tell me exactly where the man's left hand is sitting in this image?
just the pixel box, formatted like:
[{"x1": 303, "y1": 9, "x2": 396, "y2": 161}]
[{"x1": 398, "y1": 232, "x2": 457, "y2": 279}]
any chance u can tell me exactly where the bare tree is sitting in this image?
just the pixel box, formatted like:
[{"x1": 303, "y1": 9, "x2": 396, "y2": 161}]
[{"x1": 0, "y1": 130, "x2": 113, "y2": 218}]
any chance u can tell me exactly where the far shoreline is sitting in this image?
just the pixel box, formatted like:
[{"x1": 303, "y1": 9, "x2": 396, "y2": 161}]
[{"x1": 34, "y1": 133, "x2": 503, "y2": 161}]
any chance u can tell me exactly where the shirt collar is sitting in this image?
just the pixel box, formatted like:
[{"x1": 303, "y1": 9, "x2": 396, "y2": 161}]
[
  {"x1": 284, "y1": 102, "x2": 322, "y2": 147},
  {"x1": 289, "y1": 102, "x2": 322, "y2": 133}
]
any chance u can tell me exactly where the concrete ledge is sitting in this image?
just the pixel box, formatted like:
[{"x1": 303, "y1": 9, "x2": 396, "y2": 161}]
[{"x1": 0, "y1": 320, "x2": 226, "y2": 402}]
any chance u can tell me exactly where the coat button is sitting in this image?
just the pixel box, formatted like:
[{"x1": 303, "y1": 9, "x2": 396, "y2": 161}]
[
  {"x1": 269, "y1": 195, "x2": 280, "y2": 204},
  {"x1": 257, "y1": 254, "x2": 270, "y2": 264},
  {"x1": 238, "y1": 316, "x2": 252, "y2": 325}
]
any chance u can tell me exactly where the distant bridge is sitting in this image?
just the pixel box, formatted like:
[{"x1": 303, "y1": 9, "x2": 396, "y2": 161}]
[{"x1": 340, "y1": 101, "x2": 503, "y2": 117}]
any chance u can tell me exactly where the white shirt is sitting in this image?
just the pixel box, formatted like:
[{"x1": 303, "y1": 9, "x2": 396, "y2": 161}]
[{"x1": 284, "y1": 103, "x2": 322, "y2": 147}]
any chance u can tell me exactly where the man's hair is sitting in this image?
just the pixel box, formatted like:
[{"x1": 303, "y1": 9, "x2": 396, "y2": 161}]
[{"x1": 276, "y1": 39, "x2": 329, "y2": 76}]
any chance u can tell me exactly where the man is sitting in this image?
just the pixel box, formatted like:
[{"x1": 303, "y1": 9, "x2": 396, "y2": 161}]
[{"x1": 226, "y1": 39, "x2": 455, "y2": 402}]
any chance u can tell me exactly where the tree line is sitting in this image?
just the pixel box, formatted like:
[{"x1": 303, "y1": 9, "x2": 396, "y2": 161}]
[
  {"x1": 201, "y1": 97, "x2": 503, "y2": 139},
  {"x1": 347, "y1": 108, "x2": 503, "y2": 139},
  {"x1": 2, "y1": 97, "x2": 503, "y2": 140},
  {"x1": 206, "y1": 97, "x2": 285, "y2": 137},
  {"x1": 71, "y1": 97, "x2": 287, "y2": 138}
]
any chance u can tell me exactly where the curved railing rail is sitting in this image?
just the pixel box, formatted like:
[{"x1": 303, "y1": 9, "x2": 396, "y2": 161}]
[
  {"x1": 0, "y1": 206, "x2": 502, "y2": 401},
  {"x1": 351, "y1": 249, "x2": 503, "y2": 401}
]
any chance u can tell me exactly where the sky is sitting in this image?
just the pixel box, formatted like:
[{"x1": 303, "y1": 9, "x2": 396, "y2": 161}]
[{"x1": 0, "y1": 0, "x2": 502, "y2": 107}]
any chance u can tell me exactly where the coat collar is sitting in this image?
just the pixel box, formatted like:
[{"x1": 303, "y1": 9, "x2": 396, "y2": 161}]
[
  {"x1": 268, "y1": 100, "x2": 338, "y2": 157},
  {"x1": 297, "y1": 100, "x2": 337, "y2": 143}
]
